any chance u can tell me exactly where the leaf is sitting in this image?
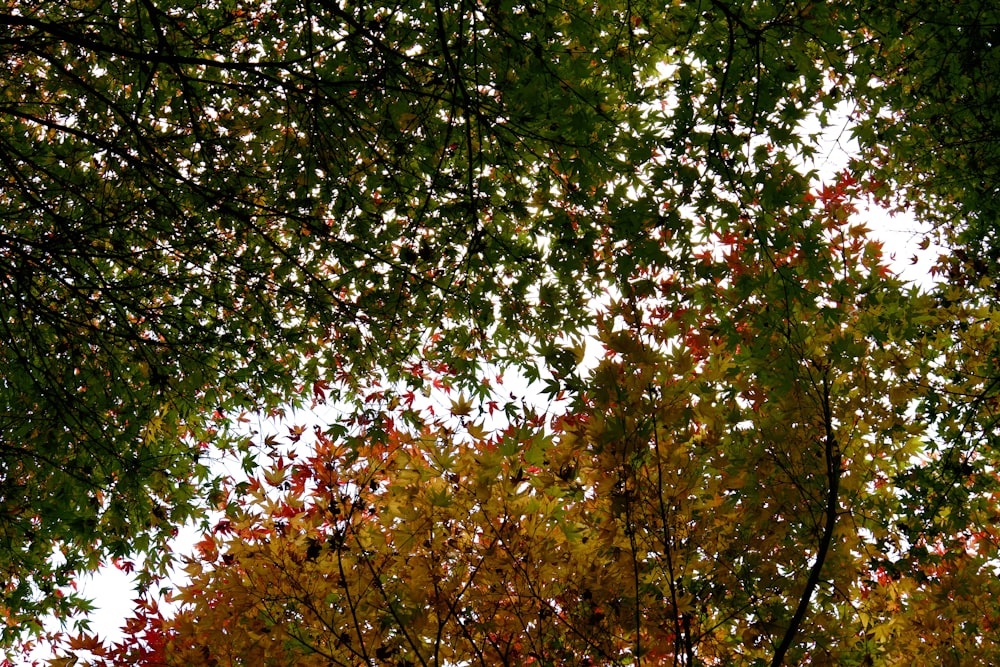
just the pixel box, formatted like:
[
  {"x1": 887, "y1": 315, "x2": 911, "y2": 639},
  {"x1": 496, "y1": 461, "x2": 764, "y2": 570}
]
[{"x1": 449, "y1": 395, "x2": 473, "y2": 418}]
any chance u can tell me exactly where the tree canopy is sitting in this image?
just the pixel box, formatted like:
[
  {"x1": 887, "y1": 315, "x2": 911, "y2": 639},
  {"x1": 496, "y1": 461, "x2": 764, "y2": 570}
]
[{"x1": 2, "y1": 0, "x2": 1000, "y2": 664}]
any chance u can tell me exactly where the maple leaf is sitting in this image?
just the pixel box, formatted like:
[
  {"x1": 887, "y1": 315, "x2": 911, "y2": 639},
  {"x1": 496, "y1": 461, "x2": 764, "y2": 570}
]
[{"x1": 449, "y1": 394, "x2": 473, "y2": 417}]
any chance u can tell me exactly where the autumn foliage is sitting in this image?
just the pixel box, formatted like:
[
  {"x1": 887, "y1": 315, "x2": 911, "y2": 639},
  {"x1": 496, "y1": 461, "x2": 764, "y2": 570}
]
[
  {"x1": 5, "y1": 0, "x2": 1000, "y2": 664},
  {"x1": 39, "y1": 176, "x2": 1000, "y2": 667}
]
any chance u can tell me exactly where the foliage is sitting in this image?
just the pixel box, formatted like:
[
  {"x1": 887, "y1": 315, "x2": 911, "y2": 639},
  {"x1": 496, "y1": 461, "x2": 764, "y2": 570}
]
[
  {"x1": 849, "y1": 0, "x2": 1000, "y2": 283},
  {"x1": 0, "y1": 0, "x2": 650, "y2": 632},
  {"x1": 47, "y1": 178, "x2": 1000, "y2": 666},
  {"x1": 2, "y1": 0, "x2": 999, "y2": 662}
]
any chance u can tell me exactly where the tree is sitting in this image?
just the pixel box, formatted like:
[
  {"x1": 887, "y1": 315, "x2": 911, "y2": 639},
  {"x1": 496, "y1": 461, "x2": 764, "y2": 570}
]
[
  {"x1": 5, "y1": 0, "x2": 1000, "y2": 661},
  {"x1": 848, "y1": 0, "x2": 1000, "y2": 283},
  {"x1": 1, "y1": 0, "x2": 651, "y2": 635},
  {"x1": 49, "y1": 172, "x2": 1000, "y2": 666}
]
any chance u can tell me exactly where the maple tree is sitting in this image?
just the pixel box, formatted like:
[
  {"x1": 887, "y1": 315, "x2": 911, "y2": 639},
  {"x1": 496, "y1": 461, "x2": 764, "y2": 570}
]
[
  {"x1": 2, "y1": 0, "x2": 999, "y2": 663},
  {"x1": 1, "y1": 0, "x2": 648, "y2": 634},
  {"x1": 52, "y1": 174, "x2": 1000, "y2": 666},
  {"x1": 849, "y1": 0, "x2": 1000, "y2": 283}
]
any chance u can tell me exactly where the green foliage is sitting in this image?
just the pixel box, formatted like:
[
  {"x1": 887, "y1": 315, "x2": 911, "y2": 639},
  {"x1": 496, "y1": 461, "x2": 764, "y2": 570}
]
[
  {"x1": 0, "y1": 0, "x2": 647, "y2": 634},
  {"x1": 848, "y1": 0, "x2": 1000, "y2": 284}
]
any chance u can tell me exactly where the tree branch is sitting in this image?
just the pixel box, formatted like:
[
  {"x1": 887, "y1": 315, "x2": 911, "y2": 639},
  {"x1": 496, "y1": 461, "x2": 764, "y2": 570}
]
[{"x1": 771, "y1": 371, "x2": 841, "y2": 666}]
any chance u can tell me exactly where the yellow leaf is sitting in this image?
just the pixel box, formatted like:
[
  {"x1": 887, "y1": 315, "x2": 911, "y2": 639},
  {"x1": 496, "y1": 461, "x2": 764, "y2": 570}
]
[
  {"x1": 264, "y1": 466, "x2": 287, "y2": 486},
  {"x1": 466, "y1": 420, "x2": 488, "y2": 440},
  {"x1": 675, "y1": 592, "x2": 694, "y2": 614},
  {"x1": 143, "y1": 412, "x2": 165, "y2": 444},
  {"x1": 871, "y1": 618, "x2": 896, "y2": 643},
  {"x1": 450, "y1": 394, "x2": 473, "y2": 417}
]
